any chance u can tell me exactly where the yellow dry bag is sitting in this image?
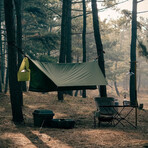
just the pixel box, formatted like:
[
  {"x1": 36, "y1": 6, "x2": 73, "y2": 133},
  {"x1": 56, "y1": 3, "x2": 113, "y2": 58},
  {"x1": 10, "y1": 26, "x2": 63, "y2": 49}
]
[{"x1": 17, "y1": 57, "x2": 30, "y2": 81}]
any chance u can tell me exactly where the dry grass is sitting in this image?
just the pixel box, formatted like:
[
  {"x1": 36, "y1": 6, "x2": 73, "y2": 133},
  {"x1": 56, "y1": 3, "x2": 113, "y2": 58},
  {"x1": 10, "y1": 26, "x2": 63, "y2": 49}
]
[{"x1": 0, "y1": 90, "x2": 148, "y2": 148}]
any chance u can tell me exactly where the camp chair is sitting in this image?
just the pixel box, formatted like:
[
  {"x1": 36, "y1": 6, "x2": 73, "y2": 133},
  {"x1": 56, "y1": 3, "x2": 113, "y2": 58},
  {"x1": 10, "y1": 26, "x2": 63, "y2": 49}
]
[{"x1": 94, "y1": 97, "x2": 117, "y2": 127}]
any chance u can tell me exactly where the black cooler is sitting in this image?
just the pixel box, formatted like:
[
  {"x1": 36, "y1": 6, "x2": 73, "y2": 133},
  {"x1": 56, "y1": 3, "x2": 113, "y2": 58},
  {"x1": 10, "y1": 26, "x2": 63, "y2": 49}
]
[
  {"x1": 50, "y1": 119, "x2": 75, "y2": 129},
  {"x1": 33, "y1": 109, "x2": 54, "y2": 127}
]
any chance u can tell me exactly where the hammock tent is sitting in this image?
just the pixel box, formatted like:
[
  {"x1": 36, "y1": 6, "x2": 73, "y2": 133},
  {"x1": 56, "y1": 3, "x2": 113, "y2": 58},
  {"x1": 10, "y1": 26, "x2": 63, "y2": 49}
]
[{"x1": 17, "y1": 57, "x2": 107, "y2": 92}]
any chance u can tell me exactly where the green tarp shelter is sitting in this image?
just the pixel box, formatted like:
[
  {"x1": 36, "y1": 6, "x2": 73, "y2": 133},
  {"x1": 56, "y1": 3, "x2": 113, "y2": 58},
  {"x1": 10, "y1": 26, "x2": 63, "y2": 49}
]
[{"x1": 18, "y1": 57, "x2": 107, "y2": 92}]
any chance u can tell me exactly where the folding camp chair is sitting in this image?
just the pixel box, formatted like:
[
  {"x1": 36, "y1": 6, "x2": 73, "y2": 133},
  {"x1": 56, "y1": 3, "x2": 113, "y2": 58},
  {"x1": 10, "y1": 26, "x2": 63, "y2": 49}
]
[{"x1": 94, "y1": 97, "x2": 117, "y2": 127}]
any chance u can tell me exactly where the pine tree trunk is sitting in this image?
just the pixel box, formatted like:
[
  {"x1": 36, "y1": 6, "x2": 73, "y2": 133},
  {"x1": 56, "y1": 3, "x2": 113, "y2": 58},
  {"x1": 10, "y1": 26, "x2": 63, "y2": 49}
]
[
  {"x1": 65, "y1": 0, "x2": 72, "y2": 96},
  {"x1": 14, "y1": 0, "x2": 25, "y2": 105},
  {"x1": 74, "y1": 90, "x2": 79, "y2": 97},
  {"x1": 14, "y1": 0, "x2": 27, "y2": 93},
  {"x1": 114, "y1": 81, "x2": 120, "y2": 96},
  {"x1": 91, "y1": 0, "x2": 107, "y2": 97},
  {"x1": 130, "y1": 0, "x2": 137, "y2": 106},
  {"x1": 4, "y1": 0, "x2": 24, "y2": 123},
  {"x1": 59, "y1": 0, "x2": 67, "y2": 63},
  {"x1": 114, "y1": 61, "x2": 120, "y2": 96},
  {"x1": 58, "y1": 0, "x2": 67, "y2": 100},
  {"x1": 3, "y1": 29, "x2": 7, "y2": 88},
  {"x1": 4, "y1": 67, "x2": 8, "y2": 94},
  {"x1": 82, "y1": 0, "x2": 86, "y2": 98},
  {"x1": 66, "y1": 0, "x2": 72, "y2": 63},
  {"x1": 0, "y1": 0, "x2": 3, "y2": 92},
  {"x1": 137, "y1": 63, "x2": 141, "y2": 93}
]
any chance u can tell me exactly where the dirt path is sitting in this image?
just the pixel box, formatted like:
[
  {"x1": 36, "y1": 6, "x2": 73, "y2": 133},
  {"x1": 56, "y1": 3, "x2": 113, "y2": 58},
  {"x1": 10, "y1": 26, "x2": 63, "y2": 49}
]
[{"x1": 0, "y1": 92, "x2": 148, "y2": 148}]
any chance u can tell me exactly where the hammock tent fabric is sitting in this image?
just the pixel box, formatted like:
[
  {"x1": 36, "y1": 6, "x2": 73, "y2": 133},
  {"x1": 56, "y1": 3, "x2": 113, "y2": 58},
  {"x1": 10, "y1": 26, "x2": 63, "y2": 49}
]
[{"x1": 17, "y1": 57, "x2": 107, "y2": 92}]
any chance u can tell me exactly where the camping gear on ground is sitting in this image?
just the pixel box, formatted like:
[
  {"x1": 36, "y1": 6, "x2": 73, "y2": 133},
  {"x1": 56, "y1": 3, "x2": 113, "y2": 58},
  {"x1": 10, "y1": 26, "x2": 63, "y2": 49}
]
[
  {"x1": 114, "y1": 99, "x2": 119, "y2": 106},
  {"x1": 50, "y1": 119, "x2": 75, "y2": 129},
  {"x1": 123, "y1": 94, "x2": 130, "y2": 106},
  {"x1": 123, "y1": 99, "x2": 130, "y2": 106},
  {"x1": 33, "y1": 109, "x2": 54, "y2": 127},
  {"x1": 94, "y1": 97, "x2": 137, "y2": 128},
  {"x1": 114, "y1": 99, "x2": 119, "y2": 112},
  {"x1": 94, "y1": 97, "x2": 117, "y2": 127},
  {"x1": 33, "y1": 110, "x2": 75, "y2": 129},
  {"x1": 17, "y1": 56, "x2": 107, "y2": 92}
]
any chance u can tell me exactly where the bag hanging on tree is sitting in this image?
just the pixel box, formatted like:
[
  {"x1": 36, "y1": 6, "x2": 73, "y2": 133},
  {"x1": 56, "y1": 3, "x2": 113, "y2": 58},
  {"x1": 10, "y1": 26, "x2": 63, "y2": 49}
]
[{"x1": 17, "y1": 57, "x2": 30, "y2": 81}]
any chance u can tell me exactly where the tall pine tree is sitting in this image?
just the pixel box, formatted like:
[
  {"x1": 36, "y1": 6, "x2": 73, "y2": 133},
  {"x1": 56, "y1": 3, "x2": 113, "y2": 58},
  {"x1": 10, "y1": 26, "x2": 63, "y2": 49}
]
[{"x1": 4, "y1": 0, "x2": 24, "y2": 123}]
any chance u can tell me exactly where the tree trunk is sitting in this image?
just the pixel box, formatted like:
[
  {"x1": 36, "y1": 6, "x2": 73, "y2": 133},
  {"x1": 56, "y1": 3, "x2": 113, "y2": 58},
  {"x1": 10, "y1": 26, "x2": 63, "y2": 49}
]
[
  {"x1": 91, "y1": 0, "x2": 107, "y2": 97},
  {"x1": 66, "y1": 0, "x2": 72, "y2": 96},
  {"x1": 130, "y1": 0, "x2": 137, "y2": 106},
  {"x1": 137, "y1": 62, "x2": 141, "y2": 93},
  {"x1": 2, "y1": 28, "x2": 6, "y2": 88},
  {"x1": 4, "y1": 67, "x2": 8, "y2": 94},
  {"x1": 82, "y1": 0, "x2": 86, "y2": 98},
  {"x1": 59, "y1": 0, "x2": 67, "y2": 63},
  {"x1": 114, "y1": 61, "x2": 120, "y2": 96},
  {"x1": 14, "y1": 0, "x2": 27, "y2": 93},
  {"x1": 4, "y1": 0, "x2": 24, "y2": 123},
  {"x1": 14, "y1": 0, "x2": 25, "y2": 105},
  {"x1": 58, "y1": 0, "x2": 67, "y2": 100},
  {"x1": 66, "y1": 0, "x2": 72, "y2": 63},
  {"x1": 114, "y1": 81, "x2": 120, "y2": 96},
  {"x1": 0, "y1": 0, "x2": 3, "y2": 92},
  {"x1": 74, "y1": 90, "x2": 79, "y2": 97}
]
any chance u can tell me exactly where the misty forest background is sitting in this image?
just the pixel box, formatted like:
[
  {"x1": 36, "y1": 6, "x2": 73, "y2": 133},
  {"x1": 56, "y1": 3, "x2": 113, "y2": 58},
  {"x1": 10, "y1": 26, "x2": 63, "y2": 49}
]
[{"x1": 0, "y1": 0, "x2": 148, "y2": 123}]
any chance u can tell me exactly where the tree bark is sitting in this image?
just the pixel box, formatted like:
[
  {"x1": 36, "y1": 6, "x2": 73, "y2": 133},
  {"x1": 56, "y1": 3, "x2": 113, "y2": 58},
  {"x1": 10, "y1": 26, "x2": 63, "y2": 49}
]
[
  {"x1": 3, "y1": 29, "x2": 7, "y2": 86},
  {"x1": 4, "y1": 0, "x2": 24, "y2": 123},
  {"x1": 114, "y1": 61, "x2": 120, "y2": 96},
  {"x1": 65, "y1": 0, "x2": 72, "y2": 96},
  {"x1": 91, "y1": 0, "x2": 107, "y2": 97},
  {"x1": 130, "y1": 0, "x2": 137, "y2": 106},
  {"x1": 4, "y1": 67, "x2": 8, "y2": 94},
  {"x1": 0, "y1": 0, "x2": 3, "y2": 92},
  {"x1": 66, "y1": 0, "x2": 72, "y2": 63},
  {"x1": 59, "y1": 0, "x2": 67, "y2": 63},
  {"x1": 137, "y1": 63, "x2": 141, "y2": 93},
  {"x1": 58, "y1": 0, "x2": 67, "y2": 100},
  {"x1": 82, "y1": 0, "x2": 86, "y2": 98},
  {"x1": 14, "y1": 0, "x2": 25, "y2": 106},
  {"x1": 58, "y1": 0, "x2": 73, "y2": 99},
  {"x1": 14, "y1": 0, "x2": 27, "y2": 93},
  {"x1": 114, "y1": 81, "x2": 120, "y2": 96}
]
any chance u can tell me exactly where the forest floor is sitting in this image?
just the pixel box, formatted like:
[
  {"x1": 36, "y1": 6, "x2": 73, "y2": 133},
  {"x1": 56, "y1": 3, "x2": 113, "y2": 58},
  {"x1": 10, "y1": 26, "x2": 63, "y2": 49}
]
[{"x1": 0, "y1": 89, "x2": 148, "y2": 148}]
